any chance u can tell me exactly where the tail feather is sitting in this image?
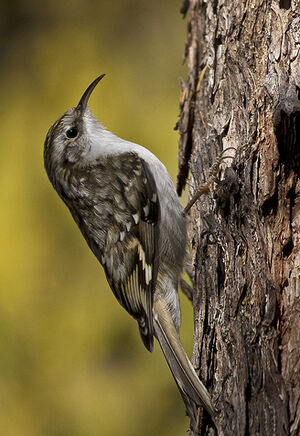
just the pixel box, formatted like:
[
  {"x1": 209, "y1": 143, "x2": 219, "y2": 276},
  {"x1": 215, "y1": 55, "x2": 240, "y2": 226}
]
[{"x1": 153, "y1": 297, "x2": 214, "y2": 430}]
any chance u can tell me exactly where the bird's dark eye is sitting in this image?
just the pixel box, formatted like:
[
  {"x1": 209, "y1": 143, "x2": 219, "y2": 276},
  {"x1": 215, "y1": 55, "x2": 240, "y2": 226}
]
[{"x1": 66, "y1": 127, "x2": 78, "y2": 139}]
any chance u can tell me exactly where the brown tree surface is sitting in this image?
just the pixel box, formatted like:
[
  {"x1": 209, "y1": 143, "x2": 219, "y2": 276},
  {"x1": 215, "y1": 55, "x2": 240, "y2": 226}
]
[{"x1": 177, "y1": 0, "x2": 300, "y2": 434}]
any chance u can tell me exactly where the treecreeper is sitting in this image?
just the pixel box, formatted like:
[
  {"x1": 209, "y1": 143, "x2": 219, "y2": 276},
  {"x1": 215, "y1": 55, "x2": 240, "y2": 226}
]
[{"x1": 44, "y1": 74, "x2": 214, "y2": 431}]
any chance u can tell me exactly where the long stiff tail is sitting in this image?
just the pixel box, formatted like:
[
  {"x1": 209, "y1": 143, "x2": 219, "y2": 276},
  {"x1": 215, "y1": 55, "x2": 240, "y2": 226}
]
[{"x1": 153, "y1": 297, "x2": 214, "y2": 431}]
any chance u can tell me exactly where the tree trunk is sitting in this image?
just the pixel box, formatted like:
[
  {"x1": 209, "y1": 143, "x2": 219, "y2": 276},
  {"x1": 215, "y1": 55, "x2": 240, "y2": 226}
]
[{"x1": 177, "y1": 0, "x2": 300, "y2": 434}]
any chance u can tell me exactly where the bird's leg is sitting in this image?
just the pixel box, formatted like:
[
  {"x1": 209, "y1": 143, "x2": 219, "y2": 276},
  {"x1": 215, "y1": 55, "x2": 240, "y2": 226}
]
[{"x1": 184, "y1": 148, "x2": 235, "y2": 214}]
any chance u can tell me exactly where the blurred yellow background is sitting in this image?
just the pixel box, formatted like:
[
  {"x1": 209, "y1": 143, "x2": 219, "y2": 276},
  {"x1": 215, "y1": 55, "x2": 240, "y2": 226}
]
[{"x1": 0, "y1": 1, "x2": 194, "y2": 435}]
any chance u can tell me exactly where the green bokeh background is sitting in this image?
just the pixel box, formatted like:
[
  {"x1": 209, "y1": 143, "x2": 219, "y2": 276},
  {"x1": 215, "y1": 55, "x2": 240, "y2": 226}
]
[{"x1": 0, "y1": 1, "x2": 194, "y2": 434}]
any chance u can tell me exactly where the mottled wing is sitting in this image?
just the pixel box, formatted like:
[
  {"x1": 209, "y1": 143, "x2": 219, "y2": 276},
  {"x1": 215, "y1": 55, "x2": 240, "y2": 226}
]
[{"x1": 101, "y1": 153, "x2": 160, "y2": 352}]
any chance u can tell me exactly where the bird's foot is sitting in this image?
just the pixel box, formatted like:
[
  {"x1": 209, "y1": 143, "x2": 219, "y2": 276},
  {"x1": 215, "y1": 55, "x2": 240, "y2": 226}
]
[{"x1": 184, "y1": 147, "x2": 235, "y2": 214}]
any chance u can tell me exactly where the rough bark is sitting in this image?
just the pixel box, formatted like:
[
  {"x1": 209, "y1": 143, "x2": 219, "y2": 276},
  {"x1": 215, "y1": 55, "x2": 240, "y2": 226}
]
[{"x1": 177, "y1": 0, "x2": 300, "y2": 434}]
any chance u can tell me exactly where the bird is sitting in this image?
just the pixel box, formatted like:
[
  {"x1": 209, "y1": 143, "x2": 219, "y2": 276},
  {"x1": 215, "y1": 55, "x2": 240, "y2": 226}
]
[{"x1": 44, "y1": 74, "x2": 214, "y2": 431}]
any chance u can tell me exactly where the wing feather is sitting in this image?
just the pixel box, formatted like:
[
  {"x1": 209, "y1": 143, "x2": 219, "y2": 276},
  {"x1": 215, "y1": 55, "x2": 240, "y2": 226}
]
[{"x1": 101, "y1": 153, "x2": 160, "y2": 352}]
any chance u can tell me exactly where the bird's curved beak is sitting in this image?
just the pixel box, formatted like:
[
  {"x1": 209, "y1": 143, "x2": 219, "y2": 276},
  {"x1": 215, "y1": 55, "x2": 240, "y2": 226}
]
[{"x1": 76, "y1": 74, "x2": 106, "y2": 112}]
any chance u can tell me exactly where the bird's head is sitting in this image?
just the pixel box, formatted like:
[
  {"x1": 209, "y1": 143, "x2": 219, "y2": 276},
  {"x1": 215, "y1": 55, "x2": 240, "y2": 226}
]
[{"x1": 44, "y1": 74, "x2": 106, "y2": 177}]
